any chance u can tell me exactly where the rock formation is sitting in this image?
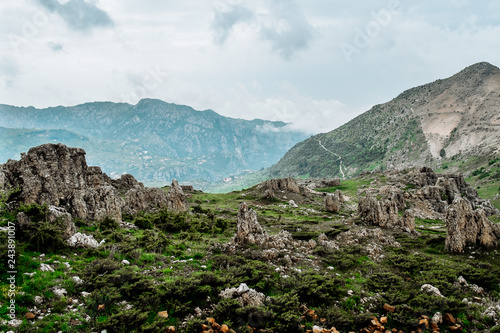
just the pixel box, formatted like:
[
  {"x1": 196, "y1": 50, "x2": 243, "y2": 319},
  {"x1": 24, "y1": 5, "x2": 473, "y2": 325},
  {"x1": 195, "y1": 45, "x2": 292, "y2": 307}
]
[
  {"x1": 166, "y1": 179, "x2": 189, "y2": 212},
  {"x1": 219, "y1": 283, "x2": 267, "y2": 307},
  {"x1": 257, "y1": 177, "x2": 300, "y2": 194},
  {"x1": 325, "y1": 191, "x2": 342, "y2": 213},
  {"x1": 0, "y1": 143, "x2": 184, "y2": 222},
  {"x1": 234, "y1": 202, "x2": 268, "y2": 246},
  {"x1": 444, "y1": 197, "x2": 498, "y2": 252}
]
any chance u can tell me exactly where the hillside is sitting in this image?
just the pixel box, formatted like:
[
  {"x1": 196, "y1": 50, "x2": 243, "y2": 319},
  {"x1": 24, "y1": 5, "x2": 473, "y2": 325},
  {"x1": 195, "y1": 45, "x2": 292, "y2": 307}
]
[
  {"x1": 0, "y1": 99, "x2": 307, "y2": 188},
  {"x1": 238, "y1": 62, "x2": 500, "y2": 204}
]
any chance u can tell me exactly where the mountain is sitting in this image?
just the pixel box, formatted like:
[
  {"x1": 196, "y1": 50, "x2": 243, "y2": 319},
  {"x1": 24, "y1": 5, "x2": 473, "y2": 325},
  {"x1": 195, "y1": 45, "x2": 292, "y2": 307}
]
[
  {"x1": 0, "y1": 99, "x2": 308, "y2": 187},
  {"x1": 266, "y1": 62, "x2": 500, "y2": 178}
]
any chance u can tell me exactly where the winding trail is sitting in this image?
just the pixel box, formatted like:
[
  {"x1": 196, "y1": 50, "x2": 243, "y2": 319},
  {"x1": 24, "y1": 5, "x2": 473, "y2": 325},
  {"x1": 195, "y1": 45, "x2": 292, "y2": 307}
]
[{"x1": 318, "y1": 139, "x2": 346, "y2": 179}]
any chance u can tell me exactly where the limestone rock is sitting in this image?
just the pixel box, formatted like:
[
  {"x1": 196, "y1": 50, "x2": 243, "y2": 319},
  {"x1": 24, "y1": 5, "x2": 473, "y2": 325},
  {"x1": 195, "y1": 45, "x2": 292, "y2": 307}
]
[
  {"x1": 234, "y1": 202, "x2": 268, "y2": 246},
  {"x1": 219, "y1": 283, "x2": 266, "y2": 307},
  {"x1": 0, "y1": 143, "x2": 124, "y2": 222},
  {"x1": 47, "y1": 206, "x2": 76, "y2": 239},
  {"x1": 358, "y1": 194, "x2": 398, "y2": 228},
  {"x1": 445, "y1": 197, "x2": 498, "y2": 252},
  {"x1": 67, "y1": 232, "x2": 104, "y2": 248},
  {"x1": 166, "y1": 179, "x2": 188, "y2": 212},
  {"x1": 111, "y1": 174, "x2": 143, "y2": 193},
  {"x1": 257, "y1": 177, "x2": 300, "y2": 194},
  {"x1": 325, "y1": 191, "x2": 342, "y2": 213},
  {"x1": 124, "y1": 185, "x2": 169, "y2": 215},
  {"x1": 421, "y1": 284, "x2": 444, "y2": 297}
]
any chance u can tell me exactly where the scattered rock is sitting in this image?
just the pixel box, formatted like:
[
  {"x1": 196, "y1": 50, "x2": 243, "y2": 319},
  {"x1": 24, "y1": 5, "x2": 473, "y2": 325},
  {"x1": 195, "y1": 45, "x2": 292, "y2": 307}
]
[
  {"x1": 158, "y1": 311, "x2": 169, "y2": 319},
  {"x1": 219, "y1": 283, "x2": 267, "y2": 307},
  {"x1": 121, "y1": 259, "x2": 130, "y2": 265},
  {"x1": 52, "y1": 287, "x2": 67, "y2": 298},
  {"x1": 431, "y1": 312, "x2": 443, "y2": 324},
  {"x1": 34, "y1": 296, "x2": 43, "y2": 304},
  {"x1": 72, "y1": 276, "x2": 84, "y2": 285},
  {"x1": 40, "y1": 263, "x2": 54, "y2": 272},
  {"x1": 67, "y1": 232, "x2": 104, "y2": 248},
  {"x1": 443, "y1": 313, "x2": 456, "y2": 324},
  {"x1": 25, "y1": 312, "x2": 35, "y2": 320},
  {"x1": 98, "y1": 304, "x2": 105, "y2": 312},
  {"x1": 383, "y1": 303, "x2": 395, "y2": 313},
  {"x1": 421, "y1": 284, "x2": 444, "y2": 298}
]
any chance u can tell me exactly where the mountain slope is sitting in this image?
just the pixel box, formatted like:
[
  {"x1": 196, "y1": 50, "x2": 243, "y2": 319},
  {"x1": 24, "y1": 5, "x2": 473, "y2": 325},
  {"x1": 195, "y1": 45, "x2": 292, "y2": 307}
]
[
  {"x1": 267, "y1": 62, "x2": 500, "y2": 180},
  {"x1": 0, "y1": 99, "x2": 308, "y2": 186}
]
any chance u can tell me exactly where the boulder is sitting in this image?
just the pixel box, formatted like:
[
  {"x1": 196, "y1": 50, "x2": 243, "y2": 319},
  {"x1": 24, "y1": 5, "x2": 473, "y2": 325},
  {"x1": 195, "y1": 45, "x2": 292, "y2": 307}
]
[
  {"x1": 67, "y1": 232, "x2": 104, "y2": 248},
  {"x1": 358, "y1": 194, "x2": 399, "y2": 229},
  {"x1": 445, "y1": 197, "x2": 498, "y2": 252},
  {"x1": 325, "y1": 190, "x2": 342, "y2": 213},
  {"x1": 219, "y1": 283, "x2": 267, "y2": 307},
  {"x1": 111, "y1": 174, "x2": 143, "y2": 193}
]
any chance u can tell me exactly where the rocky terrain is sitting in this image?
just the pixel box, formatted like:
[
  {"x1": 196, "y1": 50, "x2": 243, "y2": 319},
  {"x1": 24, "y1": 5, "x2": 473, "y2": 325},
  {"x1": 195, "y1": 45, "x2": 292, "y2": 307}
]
[
  {"x1": 247, "y1": 62, "x2": 500, "y2": 208},
  {"x1": 0, "y1": 99, "x2": 307, "y2": 187},
  {"x1": 0, "y1": 144, "x2": 500, "y2": 332}
]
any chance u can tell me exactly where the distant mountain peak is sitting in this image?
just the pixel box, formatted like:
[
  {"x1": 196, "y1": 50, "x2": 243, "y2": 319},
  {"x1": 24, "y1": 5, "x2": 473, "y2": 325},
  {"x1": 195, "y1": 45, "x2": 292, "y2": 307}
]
[{"x1": 454, "y1": 61, "x2": 500, "y2": 79}]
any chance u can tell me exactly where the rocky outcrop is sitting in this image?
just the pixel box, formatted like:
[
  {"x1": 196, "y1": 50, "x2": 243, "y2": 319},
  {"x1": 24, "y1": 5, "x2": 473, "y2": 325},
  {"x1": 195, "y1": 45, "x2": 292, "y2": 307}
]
[
  {"x1": 0, "y1": 143, "x2": 184, "y2": 223},
  {"x1": 325, "y1": 191, "x2": 342, "y2": 213},
  {"x1": 234, "y1": 202, "x2": 268, "y2": 246},
  {"x1": 166, "y1": 179, "x2": 189, "y2": 212},
  {"x1": 257, "y1": 177, "x2": 300, "y2": 194},
  {"x1": 358, "y1": 194, "x2": 417, "y2": 233},
  {"x1": 445, "y1": 197, "x2": 498, "y2": 252},
  {"x1": 67, "y1": 232, "x2": 105, "y2": 248},
  {"x1": 124, "y1": 185, "x2": 169, "y2": 215}
]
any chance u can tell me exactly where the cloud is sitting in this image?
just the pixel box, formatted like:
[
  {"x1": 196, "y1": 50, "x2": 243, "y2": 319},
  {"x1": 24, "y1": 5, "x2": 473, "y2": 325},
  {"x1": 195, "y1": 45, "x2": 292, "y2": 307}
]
[
  {"x1": 47, "y1": 41, "x2": 64, "y2": 52},
  {"x1": 36, "y1": 0, "x2": 113, "y2": 32},
  {"x1": 0, "y1": 56, "x2": 21, "y2": 88},
  {"x1": 259, "y1": 0, "x2": 314, "y2": 59},
  {"x1": 210, "y1": 0, "x2": 314, "y2": 59},
  {"x1": 211, "y1": 0, "x2": 253, "y2": 44}
]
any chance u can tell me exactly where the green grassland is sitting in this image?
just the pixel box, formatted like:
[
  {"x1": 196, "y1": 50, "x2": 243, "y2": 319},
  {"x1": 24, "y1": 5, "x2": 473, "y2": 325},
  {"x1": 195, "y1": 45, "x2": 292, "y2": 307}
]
[{"x1": 1, "y1": 176, "x2": 500, "y2": 333}]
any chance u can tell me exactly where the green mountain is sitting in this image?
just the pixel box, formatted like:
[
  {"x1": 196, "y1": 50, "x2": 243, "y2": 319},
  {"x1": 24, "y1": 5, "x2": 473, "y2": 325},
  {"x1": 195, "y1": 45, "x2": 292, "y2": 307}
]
[
  {"x1": 262, "y1": 62, "x2": 500, "y2": 191},
  {"x1": 0, "y1": 99, "x2": 307, "y2": 188}
]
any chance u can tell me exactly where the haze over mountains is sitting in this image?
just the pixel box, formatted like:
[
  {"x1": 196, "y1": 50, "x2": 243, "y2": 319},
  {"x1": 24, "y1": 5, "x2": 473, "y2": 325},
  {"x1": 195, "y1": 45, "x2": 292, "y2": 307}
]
[{"x1": 0, "y1": 99, "x2": 308, "y2": 187}]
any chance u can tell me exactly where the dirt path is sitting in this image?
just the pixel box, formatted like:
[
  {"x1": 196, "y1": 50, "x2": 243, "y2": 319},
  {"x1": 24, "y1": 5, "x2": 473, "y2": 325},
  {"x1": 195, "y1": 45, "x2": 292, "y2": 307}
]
[{"x1": 318, "y1": 139, "x2": 345, "y2": 179}]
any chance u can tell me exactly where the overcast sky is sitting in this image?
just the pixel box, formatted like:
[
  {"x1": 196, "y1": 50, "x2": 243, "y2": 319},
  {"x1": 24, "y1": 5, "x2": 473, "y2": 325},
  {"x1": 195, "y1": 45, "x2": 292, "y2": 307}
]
[{"x1": 1, "y1": 0, "x2": 500, "y2": 133}]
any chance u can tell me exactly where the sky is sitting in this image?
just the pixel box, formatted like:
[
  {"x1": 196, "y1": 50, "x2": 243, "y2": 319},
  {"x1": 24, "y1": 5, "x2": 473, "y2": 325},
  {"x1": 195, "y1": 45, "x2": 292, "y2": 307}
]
[{"x1": 1, "y1": 0, "x2": 500, "y2": 134}]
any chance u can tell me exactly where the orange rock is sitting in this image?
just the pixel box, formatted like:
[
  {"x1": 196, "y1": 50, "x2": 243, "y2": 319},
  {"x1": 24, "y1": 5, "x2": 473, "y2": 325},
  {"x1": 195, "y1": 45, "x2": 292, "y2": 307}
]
[
  {"x1": 220, "y1": 324, "x2": 229, "y2": 333},
  {"x1": 157, "y1": 311, "x2": 169, "y2": 319},
  {"x1": 443, "y1": 313, "x2": 456, "y2": 324},
  {"x1": 98, "y1": 304, "x2": 105, "y2": 312},
  {"x1": 207, "y1": 317, "x2": 216, "y2": 325},
  {"x1": 383, "y1": 304, "x2": 396, "y2": 312},
  {"x1": 202, "y1": 324, "x2": 209, "y2": 330},
  {"x1": 213, "y1": 322, "x2": 221, "y2": 330},
  {"x1": 25, "y1": 312, "x2": 35, "y2": 320},
  {"x1": 166, "y1": 326, "x2": 175, "y2": 333},
  {"x1": 419, "y1": 317, "x2": 429, "y2": 329},
  {"x1": 380, "y1": 317, "x2": 388, "y2": 324}
]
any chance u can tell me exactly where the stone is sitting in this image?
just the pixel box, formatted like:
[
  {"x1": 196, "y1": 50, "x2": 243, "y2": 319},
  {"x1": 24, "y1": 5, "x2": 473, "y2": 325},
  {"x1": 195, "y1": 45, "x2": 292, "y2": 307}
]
[
  {"x1": 443, "y1": 313, "x2": 456, "y2": 324},
  {"x1": 358, "y1": 194, "x2": 399, "y2": 229},
  {"x1": 67, "y1": 232, "x2": 104, "y2": 248},
  {"x1": 219, "y1": 283, "x2": 266, "y2": 307},
  {"x1": 158, "y1": 311, "x2": 169, "y2": 319},
  {"x1": 234, "y1": 202, "x2": 268, "y2": 246},
  {"x1": 237, "y1": 283, "x2": 250, "y2": 294},
  {"x1": 25, "y1": 312, "x2": 35, "y2": 320},
  {"x1": 47, "y1": 206, "x2": 76, "y2": 239},
  {"x1": 445, "y1": 197, "x2": 498, "y2": 252},
  {"x1": 111, "y1": 174, "x2": 143, "y2": 193},
  {"x1": 72, "y1": 276, "x2": 84, "y2": 285},
  {"x1": 166, "y1": 179, "x2": 189, "y2": 211},
  {"x1": 431, "y1": 312, "x2": 442, "y2": 324},
  {"x1": 288, "y1": 199, "x2": 298, "y2": 208},
  {"x1": 383, "y1": 304, "x2": 395, "y2": 312},
  {"x1": 121, "y1": 259, "x2": 130, "y2": 265},
  {"x1": 325, "y1": 192, "x2": 342, "y2": 213},
  {"x1": 421, "y1": 284, "x2": 444, "y2": 298},
  {"x1": 34, "y1": 296, "x2": 43, "y2": 304},
  {"x1": 40, "y1": 263, "x2": 54, "y2": 272},
  {"x1": 52, "y1": 287, "x2": 67, "y2": 298}
]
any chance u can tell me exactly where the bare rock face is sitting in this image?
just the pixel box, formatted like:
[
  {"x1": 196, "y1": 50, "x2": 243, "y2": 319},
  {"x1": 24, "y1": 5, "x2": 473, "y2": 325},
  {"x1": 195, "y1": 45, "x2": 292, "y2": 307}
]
[
  {"x1": 124, "y1": 185, "x2": 169, "y2": 215},
  {"x1": 234, "y1": 202, "x2": 268, "y2": 246},
  {"x1": 257, "y1": 177, "x2": 300, "y2": 194},
  {"x1": 445, "y1": 197, "x2": 498, "y2": 252},
  {"x1": 0, "y1": 143, "x2": 176, "y2": 223},
  {"x1": 399, "y1": 210, "x2": 417, "y2": 234},
  {"x1": 325, "y1": 191, "x2": 342, "y2": 213},
  {"x1": 166, "y1": 179, "x2": 188, "y2": 212},
  {"x1": 0, "y1": 144, "x2": 124, "y2": 221},
  {"x1": 47, "y1": 206, "x2": 76, "y2": 239}
]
